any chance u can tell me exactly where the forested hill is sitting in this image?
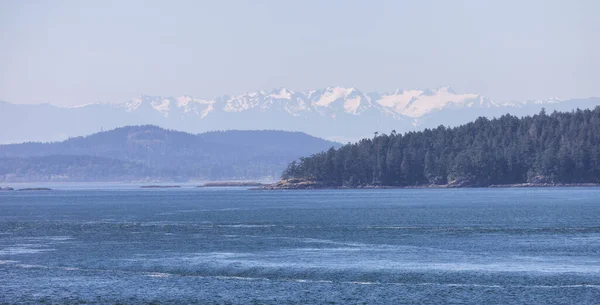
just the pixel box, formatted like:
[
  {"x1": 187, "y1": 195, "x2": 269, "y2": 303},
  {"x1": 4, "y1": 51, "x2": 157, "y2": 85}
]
[
  {"x1": 281, "y1": 107, "x2": 600, "y2": 187},
  {"x1": 0, "y1": 126, "x2": 339, "y2": 182}
]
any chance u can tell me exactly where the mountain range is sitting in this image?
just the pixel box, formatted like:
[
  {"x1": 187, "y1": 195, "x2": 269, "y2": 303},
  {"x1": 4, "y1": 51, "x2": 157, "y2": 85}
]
[
  {"x1": 0, "y1": 126, "x2": 339, "y2": 182},
  {"x1": 2, "y1": 86, "x2": 599, "y2": 144}
]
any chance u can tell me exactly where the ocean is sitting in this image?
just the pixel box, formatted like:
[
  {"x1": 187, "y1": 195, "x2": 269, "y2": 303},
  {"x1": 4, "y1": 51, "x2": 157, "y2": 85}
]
[{"x1": 1, "y1": 187, "x2": 599, "y2": 304}]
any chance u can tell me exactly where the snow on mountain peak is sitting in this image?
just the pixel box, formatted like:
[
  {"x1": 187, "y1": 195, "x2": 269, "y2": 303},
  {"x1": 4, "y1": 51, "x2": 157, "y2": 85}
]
[
  {"x1": 175, "y1": 96, "x2": 215, "y2": 117},
  {"x1": 270, "y1": 88, "x2": 293, "y2": 99},
  {"x1": 402, "y1": 88, "x2": 481, "y2": 118},
  {"x1": 378, "y1": 89, "x2": 422, "y2": 111},
  {"x1": 314, "y1": 87, "x2": 356, "y2": 107},
  {"x1": 125, "y1": 98, "x2": 143, "y2": 112},
  {"x1": 118, "y1": 86, "x2": 525, "y2": 119},
  {"x1": 343, "y1": 95, "x2": 364, "y2": 114},
  {"x1": 176, "y1": 96, "x2": 192, "y2": 107},
  {"x1": 440, "y1": 86, "x2": 456, "y2": 94},
  {"x1": 376, "y1": 87, "x2": 487, "y2": 118},
  {"x1": 151, "y1": 99, "x2": 171, "y2": 117},
  {"x1": 176, "y1": 96, "x2": 214, "y2": 106}
]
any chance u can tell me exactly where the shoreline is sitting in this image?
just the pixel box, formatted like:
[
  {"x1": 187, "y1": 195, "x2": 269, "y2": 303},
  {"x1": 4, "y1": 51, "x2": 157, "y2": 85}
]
[
  {"x1": 0, "y1": 187, "x2": 52, "y2": 191},
  {"x1": 253, "y1": 182, "x2": 600, "y2": 190},
  {"x1": 1, "y1": 183, "x2": 599, "y2": 191},
  {"x1": 140, "y1": 185, "x2": 181, "y2": 188},
  {"x1": 198, "y1": 182, "x2": 266, "y2": 187}
]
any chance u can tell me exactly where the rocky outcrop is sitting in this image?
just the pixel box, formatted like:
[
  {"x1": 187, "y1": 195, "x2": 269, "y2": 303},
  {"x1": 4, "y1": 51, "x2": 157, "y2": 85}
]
[
  {"x1": 257, "y1": 179, "x2": 326, "y2": 190},
  {"x1": 489, "y1": 183, "x2": 600, "y2": 188},
  {"x1": 527, "y1": 175, "x2": 552, "y2": 184},
  {"x1": 140, "y1": 185, "x2": 181, "y2": 188},
  {"x1": 199, "y1": 182, "x2": 265, "y2": 187},
  {"x1": 257, "y1": 179, "x2": 600, "y2": 190}
]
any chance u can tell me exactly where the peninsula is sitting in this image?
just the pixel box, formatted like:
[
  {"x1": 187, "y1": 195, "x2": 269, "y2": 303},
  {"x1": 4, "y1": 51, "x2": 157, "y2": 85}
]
[{"x1": 269, "y1": 108, "x2": 600, "y2": 189}]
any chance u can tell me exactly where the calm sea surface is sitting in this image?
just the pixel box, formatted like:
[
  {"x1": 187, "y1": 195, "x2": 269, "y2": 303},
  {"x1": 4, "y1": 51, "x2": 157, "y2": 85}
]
[{"x1": 1, "y1": 187, "x2": 599, "y2": 304}]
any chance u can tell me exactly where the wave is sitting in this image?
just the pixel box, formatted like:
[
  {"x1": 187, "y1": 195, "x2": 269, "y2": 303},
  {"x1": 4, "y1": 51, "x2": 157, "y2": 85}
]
[
  {"x1": 0, "y1": 260, "x2": 18, "y2": 264},
  {"x1": 0, "y1": 246, "x2": 56, "y2": 255},
  {"x1": 3, "y1": 260, "x2": 599, "y2": 290},
  {"x1": 216, "y1": 224, "x2": 276, "y2": 228}
]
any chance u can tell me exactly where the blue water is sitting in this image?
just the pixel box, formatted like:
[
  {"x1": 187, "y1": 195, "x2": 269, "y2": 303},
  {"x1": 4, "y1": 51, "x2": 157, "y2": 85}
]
[{"x1": 1, "y1": 188, "x2": 599, "y2": 304}]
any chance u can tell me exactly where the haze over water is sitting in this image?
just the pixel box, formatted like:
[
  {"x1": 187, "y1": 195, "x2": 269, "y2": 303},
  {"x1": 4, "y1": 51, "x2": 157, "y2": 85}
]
[{"x1": 1, "y1": 187, "x2": 599, "y2": 304}]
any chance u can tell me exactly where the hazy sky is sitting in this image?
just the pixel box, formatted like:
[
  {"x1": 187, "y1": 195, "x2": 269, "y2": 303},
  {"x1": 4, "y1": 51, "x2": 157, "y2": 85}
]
[{"x1": 1, "y1": 0, "x2": 599, "y2": 106}]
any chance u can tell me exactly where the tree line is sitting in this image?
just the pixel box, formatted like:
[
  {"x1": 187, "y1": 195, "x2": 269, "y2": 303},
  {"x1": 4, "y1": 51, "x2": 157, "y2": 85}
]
[
  {"x1": 0, "y1": 126, "x2": 338, "y2": 182},
  {"x1": 282, "y1": 107, "x2": 600, "y2": 187}
]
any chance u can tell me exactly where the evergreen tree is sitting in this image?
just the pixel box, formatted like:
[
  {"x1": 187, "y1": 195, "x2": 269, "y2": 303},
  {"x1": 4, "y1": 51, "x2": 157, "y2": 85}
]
[{"x1": 282, "y1": 107, "x2": 600, "y2": 187}]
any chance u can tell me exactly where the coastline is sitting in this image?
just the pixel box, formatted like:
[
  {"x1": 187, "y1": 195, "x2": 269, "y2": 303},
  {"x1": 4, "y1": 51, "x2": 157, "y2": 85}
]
[
  {"x1": 253, "y1": 182, "x2": 600, "y2": 190},
  {"x1": 198, "y1": 182, "x2": 266, "y2": 187},
  {"x1": 1, "y1": 182, "x2": 599, "y2": 191}
]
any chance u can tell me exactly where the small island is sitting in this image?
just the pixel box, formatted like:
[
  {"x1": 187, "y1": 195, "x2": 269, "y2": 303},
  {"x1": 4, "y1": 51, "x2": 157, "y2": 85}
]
[
  {"x1": 140, "y1": 185, "x2": 181, "y2": 188},
  {"x1": 0, "y1": 187, "x2": 15, "y2": 191},
  {"x1": 198, "y1": 182, "x2": 266, "y2": 187}
]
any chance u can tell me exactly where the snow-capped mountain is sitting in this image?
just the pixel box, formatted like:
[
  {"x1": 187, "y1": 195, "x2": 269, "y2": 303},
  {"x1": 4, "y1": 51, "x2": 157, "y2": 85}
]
[
  {"x1": 119, "y1": 86, "x2": 496, "y2": 120},
  {"x1": 124, "y1": 95, "x2": 216, "y2": 118},
  {"x1": 1, "y1": 87, "x2": 599, "y2": 144}
]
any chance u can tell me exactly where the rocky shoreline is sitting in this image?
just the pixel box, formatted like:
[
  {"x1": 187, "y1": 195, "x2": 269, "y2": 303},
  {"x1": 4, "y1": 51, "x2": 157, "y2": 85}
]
[
  {"x1": 140, "y1": 185, "x2": 181, "y2": 188},
  {"x1": 253, "y1": 179, "x2": 600, "y2": 190},
  {"x1": 488, "y1": 183, "x2": 600, "y2": 188},
  {"x1": 0, "y1": 187, "x2": 52, "y2": 191},
  {"x1": 198, "y1": 182, "x2": 265, "y2": 187}
]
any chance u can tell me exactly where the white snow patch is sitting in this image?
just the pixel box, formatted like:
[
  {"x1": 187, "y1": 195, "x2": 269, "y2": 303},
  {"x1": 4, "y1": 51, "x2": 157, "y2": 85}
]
[
  {"x1": 175, "y1": 96, "x2": 215, "y2": 116},
  {"x1": 224, "y1": 95, "x2": 259, "y2": 112},
  {"x1": 376, "y1": 87, "x2": 483, "y2": 118},
  {"x1": 176, "y1": 96, "x2": 192, "y2": 107},
  {"x1": 344, "y1": 96, "x2": 362, "y2": 114},
  {"x1": 270, "y1": 88, "x2": 292, "y2": 99},
  {"x1": 68, "y1": 103, "x2": 99, "y2": 109},
  {"x1": 151, "y1": 99, "x2": 171, "y2": 117},
  {"x1": 201, "y1": 103, "x2": 214, "y2": 118},
  {"x1": 125, "y1": 98, "x2": 143, "y2": 112},
  {"x1": 377, "y1": 89, "x2": 422, "y2": 109},
  {"x1": 314, "y1": 87, "x2": 355, "y2": 106}
]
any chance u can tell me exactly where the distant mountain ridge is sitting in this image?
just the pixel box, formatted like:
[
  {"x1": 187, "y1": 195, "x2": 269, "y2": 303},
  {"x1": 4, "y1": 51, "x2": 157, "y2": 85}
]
[
  {"x1": 121, "y1": 86, "x2": 492, "y2": 119},
  {"x1": 0, "y1": 126, "x2": 340, "y2": 182},
  {"x1": 1, "y1": 87, "x2": 599, "y2": 144}
]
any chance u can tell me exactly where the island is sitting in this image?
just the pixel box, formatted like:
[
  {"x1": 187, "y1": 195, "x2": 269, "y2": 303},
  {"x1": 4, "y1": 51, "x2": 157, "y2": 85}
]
[
  {"x1": 198, "y1": 182, "x2": 266, "y2": 187},
  {"x1": 0, "y1": 187, "x2": 15, "y2": 191},
  {"x1": 140, "y1": 185, "x2": 181, "y2": 188},
  {"x1": 263, "y1": 108, "x2": 600, "y2": 190},
  {"x1": 17, "y1": 188, "x2": 52, "y2": 191}
]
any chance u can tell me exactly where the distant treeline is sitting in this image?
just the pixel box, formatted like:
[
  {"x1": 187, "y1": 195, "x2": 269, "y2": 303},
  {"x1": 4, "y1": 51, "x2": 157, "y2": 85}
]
[
  {"x1": 282, "y1": 107, "x2": 600, "y2": 187},
  {"x1": 0, "y1": 155, "x2": 170, "y2": 182},
  {"x1": 0, "y1": 127, "x2": 339, "y2": 182}
]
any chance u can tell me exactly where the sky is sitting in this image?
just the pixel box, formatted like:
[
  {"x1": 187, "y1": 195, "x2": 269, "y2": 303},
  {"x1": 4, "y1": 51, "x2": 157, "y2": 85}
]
[{"x1": 1, "y1": 0, "x2": 599, "y2": 106}]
